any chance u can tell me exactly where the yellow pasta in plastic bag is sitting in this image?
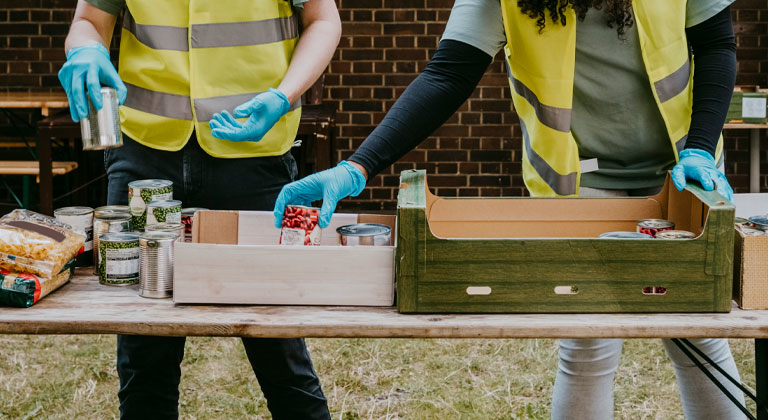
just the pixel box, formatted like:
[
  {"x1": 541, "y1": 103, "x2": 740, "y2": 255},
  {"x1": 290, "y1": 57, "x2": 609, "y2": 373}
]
[{"x1": 0, "y1": 210, "x2": 85, "y2": 278}]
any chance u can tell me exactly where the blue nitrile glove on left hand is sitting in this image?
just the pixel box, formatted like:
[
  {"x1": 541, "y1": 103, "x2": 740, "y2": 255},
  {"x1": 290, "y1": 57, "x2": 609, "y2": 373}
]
[
  {"x1": 273, "y1": 161, "x2": 367, "y2": 228},
  {"x1": 58, "y1": 43, "x2": 127, "y2": 122},
  {"x1": 209, "y1": 88, "x2": 291, "y2": 142},
  {"x1": 671, "y1": 148, "x2": 733, "y2": 202}
]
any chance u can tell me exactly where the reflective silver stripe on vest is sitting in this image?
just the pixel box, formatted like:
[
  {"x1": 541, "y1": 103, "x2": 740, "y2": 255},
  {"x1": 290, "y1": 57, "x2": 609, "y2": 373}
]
[
  {"x1": 123, "y1": 11, "x2": 189, "y2": 52},
  {"x1": 505, "y1": 62, "x2": 571, "y2": 133},
  {"x1": 675, "y1": 135, "x2": 687, "y2": 154},
  {"x1": 654, "y1": 59, "x2": 690, "y2": 103},
  {"x1": 520, "y1": 120, "x2": 578, "y2": 196},
  {"x1": 123, "y1": 82, "x2": 193, "y2": 121},
  {"x1": 194, "y1": 93, "x2": 301, "y2": 121},
  {"x1": 191, "y1": 16, "x2": 299, "y2": 48}
]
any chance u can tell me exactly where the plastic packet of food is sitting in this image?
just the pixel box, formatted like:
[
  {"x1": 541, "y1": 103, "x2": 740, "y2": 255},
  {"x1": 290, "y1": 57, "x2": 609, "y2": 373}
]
[
  {"x1": 0, "y1": 259, "x2": 76, "y2": 307},
  {"x1": 0, "y1": 210, "x2": 85, "y2": 278}
]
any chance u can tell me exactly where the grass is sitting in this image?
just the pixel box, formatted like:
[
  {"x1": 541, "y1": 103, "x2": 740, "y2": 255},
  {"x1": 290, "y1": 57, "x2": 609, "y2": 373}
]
[{"x1": 0, "y1": 336, "x2": 757, "y2": 419}]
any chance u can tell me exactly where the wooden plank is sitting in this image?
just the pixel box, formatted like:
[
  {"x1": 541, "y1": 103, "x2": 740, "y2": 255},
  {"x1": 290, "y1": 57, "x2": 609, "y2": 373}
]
[
  {"x1": 0, "y1": 92, "x2": 69, "y2": 109},
  {"x1": 724, "y1": 123, "x2": 768, "y2": 129},
  {"x1": 2, "y1": 270, "x2": 768, "y2": 338},
  {"x1": 0, "y1": 161, "x2": 77, "y2": 176}
]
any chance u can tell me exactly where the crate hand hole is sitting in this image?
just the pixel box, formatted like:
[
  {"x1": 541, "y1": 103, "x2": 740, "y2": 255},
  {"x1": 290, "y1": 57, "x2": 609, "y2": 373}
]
[
  {"x1": 642, "y1": 286, "x2": 667, "y2": 295},
  {"x1": 554, "y1": 286, "x2": 579, "y2": 295}
]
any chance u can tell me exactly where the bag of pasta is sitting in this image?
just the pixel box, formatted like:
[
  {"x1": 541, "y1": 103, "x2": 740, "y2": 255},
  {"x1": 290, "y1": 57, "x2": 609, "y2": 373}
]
[
  {"x1": 0, "y1": 259, "x2": 76, "y2": 307},
  {"x1": 0, "y1": 209, "x2": 85, "y2": 278}
]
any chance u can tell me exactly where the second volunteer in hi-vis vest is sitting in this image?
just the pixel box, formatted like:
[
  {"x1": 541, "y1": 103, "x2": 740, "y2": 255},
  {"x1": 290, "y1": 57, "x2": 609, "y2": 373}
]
[
  {"x1": 499, "y1": 0, "x2": 725, "y2": 197},
  {"x1": 118, "y1": 0, "x2": 301, "y2": 158}
]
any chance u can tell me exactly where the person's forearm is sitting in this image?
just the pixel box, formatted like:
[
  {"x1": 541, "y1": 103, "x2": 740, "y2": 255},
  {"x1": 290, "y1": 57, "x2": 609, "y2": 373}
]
[
  {"x1": 64, "y1": 1, "x2": 117, "y2": 52},
  {"x1": 348, "y1": 39, "x2": 493, "y2": 179},
  {"x1": 685, "y1": 6, "x2": 736, "y2": 157},
  {"x1": 278, "y1": 0, "x2": 341, "y2": 104}
]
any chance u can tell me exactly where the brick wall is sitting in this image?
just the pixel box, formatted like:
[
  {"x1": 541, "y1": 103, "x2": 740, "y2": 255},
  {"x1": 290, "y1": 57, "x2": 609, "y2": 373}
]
[{"x1": 1, "y1": 0, "x2": 766, "y2": 212}]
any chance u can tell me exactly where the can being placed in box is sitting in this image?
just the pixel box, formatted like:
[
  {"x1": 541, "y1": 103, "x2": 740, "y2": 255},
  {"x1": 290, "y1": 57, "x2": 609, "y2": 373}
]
[
  {"x1": 181, "y1": 208, "x2": 208, "y2": 243},
  {"x1": 93, "y1": 212, "x2": 132, "y2": 275},
  {"x1": 54, "y1": 206, "x2": 94, "y2": 267},
  {"x1": 98, "y1": 232, "x2": 140, "y2": 286},
  {"x1": 279, "y1": 205, "x2": 322, "y2": 246},
  {"x1": 337, "y1": 223, "x2": 392, "y2": 246},
  {"x1": 146, "y1": 200, "x2": 182, "y2": 226},
  {"x1": 636, "y1": 219, "x2": 675, "y2": 237},
  {"x1": 128, "y1": 179, "x2": 173, "y2": 231}
]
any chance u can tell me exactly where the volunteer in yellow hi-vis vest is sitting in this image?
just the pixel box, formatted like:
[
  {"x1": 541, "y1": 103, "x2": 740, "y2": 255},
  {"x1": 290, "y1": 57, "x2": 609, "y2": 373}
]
[
  {"x1": 58, "y1": 0, "x2": 340, "y2": 418},
  {"x1": 271, "y1": 1, "x2": 743, "y2": 419}
]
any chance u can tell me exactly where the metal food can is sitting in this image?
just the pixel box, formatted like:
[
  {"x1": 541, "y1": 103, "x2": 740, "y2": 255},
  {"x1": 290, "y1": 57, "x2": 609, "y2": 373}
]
[
  {"x1": 181, "y1": 207, "x2": 208, "y2": 243},
  {"x1": 146, "y1": 200, "x2": 182, "y2": 226},
  {"x1": 93, "y1": 213, "x2": 132, "y2": 274},
  {"x1": 128, "y1": 179, "x2": 173, "y2": 231},
  {"x1": 279, "y1": 205, "x2": 322, "y2": 246},
  {"x1": 80, "y1": 87, "x2": 123, "y2": 151},
  {"x1": 145, "y1": 222, "x2": 184, "y2": 242},
  {"x1": 98, "y1": 232, "x2": 140, "y2": 286},
  {"x1": 748, "y1": 215, "x2": 768, "y2": 232},
  {"x1": 636, "y1": 219, "x2": 675, "y2": 237},
  {"x1": 94, "y1": 205, "x2": 130, "y2": 218},
  {"x1": 656, "y1": 230, "x2": 697, "y2": 240},
  {"x1": 598, "y1": 231, "x2": 654, "y2": 239},
  {"x1": 139, "y1": 231, "x2": 177, "y2": 299},
  {"x1": 54, "y1": 206, "x2": 94, "y2": 266},
  {"x1": 337, "y1": 223, "x2": 392, "y2": 246}
]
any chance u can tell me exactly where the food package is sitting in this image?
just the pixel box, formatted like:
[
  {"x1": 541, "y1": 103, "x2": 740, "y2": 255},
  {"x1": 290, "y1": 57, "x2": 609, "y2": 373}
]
[
  {"x1": 0, "y1": 209, "x2": 85, "y2": 278},
  {"x1": 0, "y1": 259, "x2": 75, "y2": 307}
]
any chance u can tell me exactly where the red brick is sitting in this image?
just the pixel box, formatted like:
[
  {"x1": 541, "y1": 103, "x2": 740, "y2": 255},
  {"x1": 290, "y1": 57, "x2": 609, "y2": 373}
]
[
  {"x1": 0, "y1": 23, "x2": 39, "y2": 35},
  {"x1": 342, "y1": 48, "x2": 383, "y2": 60},
  {"x1": 383, "y1": 23, "x2": 424, "y2": 35},
  {"x1": 470, "y1": 150, "x2": 512, "y2": 162}
]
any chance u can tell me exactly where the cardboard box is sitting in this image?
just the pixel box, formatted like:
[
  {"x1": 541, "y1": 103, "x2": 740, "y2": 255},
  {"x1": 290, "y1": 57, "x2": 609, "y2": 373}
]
[
  {"x1": 173, "y1": 211, "x2": 395, "y2": 306},
  {"x1": 728, "y1": 86, "x2": 768, "y2": 124},
  {"x1": 397, "y1": 170, "x2": 734, "y2": 313},
  {"x1": 732, "y1": 193, "x2": 768, "y2": 309}
]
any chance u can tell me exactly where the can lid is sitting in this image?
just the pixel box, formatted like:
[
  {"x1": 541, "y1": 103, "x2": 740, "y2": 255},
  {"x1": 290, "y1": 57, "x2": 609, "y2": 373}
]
[
  {"x1": 94, "y1": 205, "x2": 130, "y2": 216},
  {"x1": 146, "y1": 223, "x2": 184, "y2": 232},
  {"x1": 182, "y1": 207, "x2": 209, "y2": 216},
  {"x1": 656, "y1": 230, "x2": 697, "y2": 239},
  {"x1": 54, "y1": 206, "x2": 94, "y2": 216},
  {"x1": 100, "y1": 232, "x2": 140, "y2": 242},
  {"x1": 598, "y1": 231, "x2": 653, "y2": 239},
  {"x1": 636, "y1": 219, "x2": 675, "y2": 229},
  {"x1": 95, "y1": 212, "x2": 132, "y2": 222},
  {"x1": 336, "y1": 223, "x2": 392, "y2": 236},
  {"x1": 748, "y1": 215, "x2": 768, "y2": 229},
  {"x1": 140, "y1": 231, "x2": 179, "y2": 241},
  {"x1": 147, "y1": 200, "x2": 182, "y2": 208},
  {"x1": 128, "y1": 179, "x2": 173, "y2": 189}
]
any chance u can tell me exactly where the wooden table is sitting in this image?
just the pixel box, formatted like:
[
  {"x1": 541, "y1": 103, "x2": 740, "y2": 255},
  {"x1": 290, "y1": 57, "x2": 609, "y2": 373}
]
[
  {"x1": 724, "y1": 123, "x2": 768, "y2": 193},
  {"x1": 0, "y1": 92, "x2": 69, "y2": 117},
  {"x1": 0, "y1": 269, "x2": 766, "y2": 418}
]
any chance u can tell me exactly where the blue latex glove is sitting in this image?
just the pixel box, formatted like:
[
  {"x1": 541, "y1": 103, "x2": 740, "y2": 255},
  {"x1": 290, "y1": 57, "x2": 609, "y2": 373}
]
[
  {"x1": 273, "y1": 161, "x2": 367, "y2": 228},
  {"x1": 209, "y1": 88, "x2": 291, "y2": 142},
  {"x1": 57, "y1": 44, "x2": 127, "y2": 122},
  {"x1": 671, "y1": 148, "x2": 733, "y2": 202}
]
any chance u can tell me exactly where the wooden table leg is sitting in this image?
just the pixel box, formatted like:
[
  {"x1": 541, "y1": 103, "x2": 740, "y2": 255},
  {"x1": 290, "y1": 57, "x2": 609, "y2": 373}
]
[
  {"x1": 37, "y1": 123, "x2": 53, "y2": 215},
  {"x1": 750, "y1": 129, "x2": 761, "y2": 193},
  {"x1": 758, "y1": 338, "x2": 768, "y2": 420}
]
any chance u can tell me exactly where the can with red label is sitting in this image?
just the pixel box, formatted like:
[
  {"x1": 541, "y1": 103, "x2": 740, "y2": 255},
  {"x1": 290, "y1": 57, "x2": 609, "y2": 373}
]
[
  {"x1": 279, "y1": 205, "x2": 322, "y2": 246},
  {"x1": 636, "y1": 219, "x2": 675, "y2": 237}
]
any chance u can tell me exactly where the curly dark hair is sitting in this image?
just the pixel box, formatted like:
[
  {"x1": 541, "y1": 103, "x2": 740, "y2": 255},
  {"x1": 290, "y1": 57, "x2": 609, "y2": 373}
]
[{"x1": 518, "y1": 0, "x2": 634, "y2": 37}]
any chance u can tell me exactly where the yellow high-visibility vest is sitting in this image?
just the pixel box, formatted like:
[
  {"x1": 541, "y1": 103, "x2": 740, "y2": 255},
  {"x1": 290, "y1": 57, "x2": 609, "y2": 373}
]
[
  {"x1": 500, "y1": 0, "x2": 724, "y2": 196},
  {"x1": 118, "y1": 0, "x2": 301, "y2": 158}
]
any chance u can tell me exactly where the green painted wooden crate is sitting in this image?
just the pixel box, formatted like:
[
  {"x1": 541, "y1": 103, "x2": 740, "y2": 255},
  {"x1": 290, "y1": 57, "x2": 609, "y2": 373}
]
[{"x1": 396, "y1": 170, "x2": 735, "y2": 313}]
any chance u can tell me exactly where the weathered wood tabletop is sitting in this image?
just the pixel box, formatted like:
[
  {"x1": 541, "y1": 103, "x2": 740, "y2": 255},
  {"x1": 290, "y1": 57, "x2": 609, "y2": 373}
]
[{"x1": 2, "y1": 269, "x2": 768, "y2": 339}]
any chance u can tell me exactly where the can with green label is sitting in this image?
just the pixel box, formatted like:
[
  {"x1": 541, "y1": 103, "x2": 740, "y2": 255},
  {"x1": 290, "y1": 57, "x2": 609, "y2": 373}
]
[
  {"x1": 99, "y1": 232, "x2": 140, "y2": 286},
  {"x1": 128, "y1": 180, "x2": 173, "y2": 231},
  {"x1": 146, "y1": 200, "x2": 182, "y2": 227}
]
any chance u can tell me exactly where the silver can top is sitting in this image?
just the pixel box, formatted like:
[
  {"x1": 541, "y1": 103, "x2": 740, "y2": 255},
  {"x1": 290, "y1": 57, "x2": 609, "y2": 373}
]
[
  {"x1": 336, "y1": 223, "x2": 392, "y2": 237},
  {"x1": 95, "y1": 205, "x2": 131, "y2": 217},
  {"x1": 598, "y1": 231, "x2": 653, "y2": 239},
  {"x1": 95, "y1": 213, "x2": 132, "y2": 222},
  {"x1": 54, "y1": 206, "x2": 94, "y2": 216},
  {"x1": 147, "y1": 200, "x2": 182, "y2": 208},
  {"x1": 636, "y1": 219, "x2": 675, "y2": 229},
  {"x1": 146, "y1": 223, "x2": 184, "y2": 232},
  {"x1": 100, "y1": 232, "x2": 140, "y2": 243},
  {"x1": 140, "y1": 231, "x2": 179, "y2": 242},
  {"x1": 128, "y1": 179, "x2": 173, "y2": 189},
  {"x1": 656, "y1": 230, "x2": 697, "y2": 239}
]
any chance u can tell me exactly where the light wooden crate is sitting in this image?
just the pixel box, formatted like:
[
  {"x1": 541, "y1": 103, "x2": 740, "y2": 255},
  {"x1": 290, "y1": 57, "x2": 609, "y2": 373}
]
[
  {"x1": 396, "y1": 170, "x2": 735, "y2": 313},
  {"x1": 173, "y1": 211, "x2": 395, "y2": 306}
]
